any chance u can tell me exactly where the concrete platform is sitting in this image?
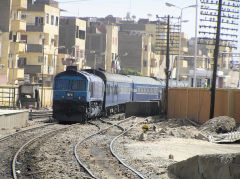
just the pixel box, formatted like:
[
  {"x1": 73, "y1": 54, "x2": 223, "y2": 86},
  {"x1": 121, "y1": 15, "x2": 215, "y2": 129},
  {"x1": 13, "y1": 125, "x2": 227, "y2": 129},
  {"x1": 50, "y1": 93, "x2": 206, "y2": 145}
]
[
  {"x1": 125, "y1": 101, "x2": 160, "y2": 117},
  {"x1": 0, "y1": 110, "x2": 28, "y2": 130}
]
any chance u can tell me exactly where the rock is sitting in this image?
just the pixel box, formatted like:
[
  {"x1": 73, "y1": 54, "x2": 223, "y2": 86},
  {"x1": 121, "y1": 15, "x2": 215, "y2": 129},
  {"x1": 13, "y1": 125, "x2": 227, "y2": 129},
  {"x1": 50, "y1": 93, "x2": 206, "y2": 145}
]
[
  {"x1": 194, "y1": 133, "x2": 208, "y2": 141},
  {"x1": 169, "y1": 154, "x2": 174, "y2": 160},
  {"x1": 200, "y1": 116, "x2": 236, "y2": 134},
  {"x1": 139, "y1": 133, "x2": 147, "y2": 141},
  {"x1": 152, "y1": 125, "x2": 157, "y2": 132},
  {"x1": 170, "y1": 130, "x2": 180, "y2": 137}
]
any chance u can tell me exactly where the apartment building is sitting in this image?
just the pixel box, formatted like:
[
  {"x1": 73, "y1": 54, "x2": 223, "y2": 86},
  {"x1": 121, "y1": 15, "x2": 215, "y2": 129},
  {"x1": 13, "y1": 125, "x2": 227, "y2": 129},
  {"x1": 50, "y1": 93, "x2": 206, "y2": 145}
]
[
  {"x1": 58, "y1": 17, "x2": 86, "y2": 73},
  {"x1": 85, "y1": 21, "x2": 118, "y2": 73},
  {"x1": 0, "y1": 0, "x2": 27, "y2": 84},
  {"x1": 18, "y1": 0, "x2": 60, "y2": 86}
]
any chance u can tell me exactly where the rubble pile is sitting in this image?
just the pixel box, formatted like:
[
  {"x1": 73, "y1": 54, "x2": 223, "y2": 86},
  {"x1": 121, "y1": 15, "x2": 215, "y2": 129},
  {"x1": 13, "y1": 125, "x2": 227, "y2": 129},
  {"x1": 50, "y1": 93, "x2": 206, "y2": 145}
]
[{"x1": 200, "y1": 116, "x2": 236, "y2": 135}]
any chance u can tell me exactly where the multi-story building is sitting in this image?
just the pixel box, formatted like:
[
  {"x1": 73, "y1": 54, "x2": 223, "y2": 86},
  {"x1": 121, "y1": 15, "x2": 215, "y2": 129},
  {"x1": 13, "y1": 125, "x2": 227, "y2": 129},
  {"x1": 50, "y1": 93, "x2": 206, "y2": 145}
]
[
  {"x1": 19, "y1": 0, "x2": 60, "y2": 86},
  {"x1": 58, "y1": 17, "x2": 86, "y2": 73},
  {"x1": 85, "y1": 21, "x2": 118, "y2": 73},
  {"x1": 0, "y1": 0, "x2": 27, "y2": 85},
  {"x1": 118, "y1": 20, "x2": 168, "y2": 77},
  {"x1": 185, "y1": 38, "x2": 238, "y2": 88}
]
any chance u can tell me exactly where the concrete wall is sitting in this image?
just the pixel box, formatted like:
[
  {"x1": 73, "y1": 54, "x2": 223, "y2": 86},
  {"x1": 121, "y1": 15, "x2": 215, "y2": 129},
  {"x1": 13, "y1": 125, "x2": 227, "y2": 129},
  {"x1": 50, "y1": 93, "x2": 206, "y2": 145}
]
[
  {"x1": 0, "y1": 110, "x2": 28, "y2": 130},
  {"x1": 168, "y1": 88, "x2": 240, "y2": 123}
]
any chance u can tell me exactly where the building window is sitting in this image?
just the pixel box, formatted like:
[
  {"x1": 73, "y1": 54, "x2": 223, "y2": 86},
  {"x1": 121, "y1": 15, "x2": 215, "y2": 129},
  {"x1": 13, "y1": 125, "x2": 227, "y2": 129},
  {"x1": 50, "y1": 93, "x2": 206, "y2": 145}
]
[
  {"x1": 18, "y1": 58, "x2": 26, "y2": 68},
  {"x1": 143, "y1": 60, "x2": 147, "y2": 67},
  {"x1": 112, "y1": 53, "x2": 115, "y2": 60},
  {"x1": 51, "y1": 15, "x2": 54, "y2": 25},
  {"x1": 38, "y1": 56, "x2": 43, "y2": 63},
  {"x1": 21, "y1": 14, "x2": 26, "y2": 20},
  {"x1": 79, "y1": 30, "x2": 85, "y2": 39},
  {"x1": 55, "y1": 16, "x2": 58, "y2": 26},
  {"x1": 76, "y1": 26, "x2": 79, "y2": 38},
  {"x1": 9, "y1": 31, "x2": 12, "y2": 40},
  {"x1": 46, "y1": 13, "x2": 49, "y2": 24},
  {"x1": 35, "y1": 17, "x2": 43, "y2": 26},
  {"x1": 20, "y1": 35, "x2": 27, "y2": 43},
  {"x1": 144, "y1": 45, "x2": 148, "y2": 51}
]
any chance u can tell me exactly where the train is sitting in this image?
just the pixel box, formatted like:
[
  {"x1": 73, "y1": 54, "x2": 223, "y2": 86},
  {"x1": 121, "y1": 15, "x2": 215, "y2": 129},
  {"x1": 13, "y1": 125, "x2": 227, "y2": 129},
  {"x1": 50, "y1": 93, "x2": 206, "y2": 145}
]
[{"x1": 53, "y1": 66, "x2": 165, "y2": 123}]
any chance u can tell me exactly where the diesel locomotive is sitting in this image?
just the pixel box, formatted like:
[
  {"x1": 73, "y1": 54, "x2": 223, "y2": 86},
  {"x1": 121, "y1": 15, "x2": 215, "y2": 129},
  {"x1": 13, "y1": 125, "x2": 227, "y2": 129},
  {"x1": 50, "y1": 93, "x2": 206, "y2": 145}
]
[{"x1": 53, "y1": 66, "x2": 164, "y2": 123}]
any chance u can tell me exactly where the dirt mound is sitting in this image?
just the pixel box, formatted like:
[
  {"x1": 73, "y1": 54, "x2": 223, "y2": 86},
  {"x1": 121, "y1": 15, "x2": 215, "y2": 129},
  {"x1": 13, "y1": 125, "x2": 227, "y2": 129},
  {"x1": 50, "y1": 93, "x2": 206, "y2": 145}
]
[{"x1": 200, "y1": 116, "x2": 236, "y2": 135}]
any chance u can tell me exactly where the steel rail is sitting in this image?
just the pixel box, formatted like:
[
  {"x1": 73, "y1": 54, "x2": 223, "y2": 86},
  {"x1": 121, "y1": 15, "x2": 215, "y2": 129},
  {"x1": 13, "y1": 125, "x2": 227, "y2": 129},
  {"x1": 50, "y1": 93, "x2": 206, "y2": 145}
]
[
  {"x1": 110, "y1": 120, "x2": 147, "y2": 179},
  {"x1": 74, "y1": 117, "x2": 134, "y2": 179},
  {"x1": 0, "y1": 123, "x2": 54, "y2": 142},
  {"x1": 12, "y1": 126, "x2": 69, "y2": 179}
]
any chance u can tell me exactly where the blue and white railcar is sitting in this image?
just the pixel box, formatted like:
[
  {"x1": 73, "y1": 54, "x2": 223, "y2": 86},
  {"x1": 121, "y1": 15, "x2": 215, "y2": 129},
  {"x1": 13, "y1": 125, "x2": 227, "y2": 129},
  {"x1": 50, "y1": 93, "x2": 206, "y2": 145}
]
[
  {"x1": 85, "y1": 69, "x2": 133, "y2": 114},
  {"x1": 127, "y1": 75, "x2": 162, "y2": 101},
  {"x1": 53, "y1": 67, "x2": 104, "y2": 122}
]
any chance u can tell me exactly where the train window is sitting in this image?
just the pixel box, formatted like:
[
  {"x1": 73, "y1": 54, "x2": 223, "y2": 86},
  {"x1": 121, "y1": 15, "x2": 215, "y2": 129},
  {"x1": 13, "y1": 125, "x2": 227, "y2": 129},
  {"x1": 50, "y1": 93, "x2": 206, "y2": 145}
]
[
  {"x1": 90, "y1": 82, "x2": 94, "y2": 97},
  {"x1": 54, "y1": 79, "x2": 70, "y2": 90}
]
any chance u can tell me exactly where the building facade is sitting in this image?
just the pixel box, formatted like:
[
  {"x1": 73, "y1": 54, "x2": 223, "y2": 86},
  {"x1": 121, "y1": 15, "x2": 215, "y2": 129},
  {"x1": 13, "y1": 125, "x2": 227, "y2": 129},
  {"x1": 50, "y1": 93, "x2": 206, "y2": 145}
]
[
  {"x1": 0, "y1": 0, "x2": 27, "y2": 85},
  {"x1": 58, "y1": 17, "x2": 86, "y2": 73},
  {"x1": 18, "y1": 0, "x2": 60, "y2": 86},
  {"x1": 85, "y1": 21, "x2": 118, "y2": 72}
]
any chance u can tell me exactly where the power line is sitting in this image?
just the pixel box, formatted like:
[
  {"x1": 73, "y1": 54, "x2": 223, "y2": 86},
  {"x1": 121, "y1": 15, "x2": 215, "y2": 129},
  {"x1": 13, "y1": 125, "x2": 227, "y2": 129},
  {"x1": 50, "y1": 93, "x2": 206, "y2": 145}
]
[{"x1": 57, "y1": 0, "x2": 91, "y2": 3}]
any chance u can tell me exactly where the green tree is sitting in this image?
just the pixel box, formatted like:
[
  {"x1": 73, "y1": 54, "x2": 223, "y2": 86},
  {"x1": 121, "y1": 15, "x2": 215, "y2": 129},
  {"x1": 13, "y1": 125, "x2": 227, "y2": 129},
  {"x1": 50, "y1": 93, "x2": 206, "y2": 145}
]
[{"x1": 120, "y1": 68, "x2": 142, "y2": 76}]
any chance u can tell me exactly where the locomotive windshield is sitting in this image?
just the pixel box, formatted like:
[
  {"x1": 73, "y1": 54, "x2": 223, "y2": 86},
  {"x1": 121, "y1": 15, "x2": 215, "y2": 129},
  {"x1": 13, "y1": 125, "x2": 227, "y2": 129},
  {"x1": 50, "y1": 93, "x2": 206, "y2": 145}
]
[
  {"x1": 72, "y1": 80, "x2": 86, "y2": 91},
  {"x1": 54, "y1": 79, "x2": 70, "y2": 90}
]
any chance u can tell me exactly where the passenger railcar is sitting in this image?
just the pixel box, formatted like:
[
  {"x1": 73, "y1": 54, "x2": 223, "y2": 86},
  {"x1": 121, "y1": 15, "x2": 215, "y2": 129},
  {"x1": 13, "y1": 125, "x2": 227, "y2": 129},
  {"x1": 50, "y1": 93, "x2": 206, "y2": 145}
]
[
  {"x1": 127, "y1": 75, "x2": 162, "y2": 101},
  {"x1": 53, "y1": 67, "x2": 104, "y2": 122},
  {"x1": 85, "y1": 69, "x2": 133, "y2": 114}
]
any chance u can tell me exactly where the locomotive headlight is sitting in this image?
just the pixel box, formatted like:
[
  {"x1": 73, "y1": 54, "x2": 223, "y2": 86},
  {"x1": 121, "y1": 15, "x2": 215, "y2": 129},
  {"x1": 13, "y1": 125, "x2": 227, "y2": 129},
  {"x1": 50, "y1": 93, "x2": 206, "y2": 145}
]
[
  {"x1": 67, "y1": 93, "x2": 73, "y2": 97},
  {"x1": 62, "y1": 96, "x2": 64, "y2": 99}
]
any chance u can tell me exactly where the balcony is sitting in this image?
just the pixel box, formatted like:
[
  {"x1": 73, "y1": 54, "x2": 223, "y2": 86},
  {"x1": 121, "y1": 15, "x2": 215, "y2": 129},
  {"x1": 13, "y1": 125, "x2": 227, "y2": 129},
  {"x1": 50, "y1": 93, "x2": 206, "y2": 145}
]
[
  {"x1": 26, "y1": 24, "x2": 43, "y2": 32},
  {"x1": 11, "y1": 20, "x2": 26, "y2": 32},
  {"x1": 10, "y1": 42, "x2": 26, "y2": 54},
  {"x1": 27, "y1": 44, "x2": 43, "y2": 53},
  {"x1": 9, "y1": 68, "x2": 24, "y2": 81},
  {"x1": 12, "y1": 0, "x2": 27, "y2": 10}
]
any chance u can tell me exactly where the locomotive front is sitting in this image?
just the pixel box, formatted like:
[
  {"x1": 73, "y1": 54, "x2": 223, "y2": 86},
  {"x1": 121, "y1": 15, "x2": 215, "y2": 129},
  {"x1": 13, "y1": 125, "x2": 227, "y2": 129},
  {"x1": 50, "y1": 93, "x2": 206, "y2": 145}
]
[{"x1": 53, "y1": 67, "x2": 104, "y2": 123}]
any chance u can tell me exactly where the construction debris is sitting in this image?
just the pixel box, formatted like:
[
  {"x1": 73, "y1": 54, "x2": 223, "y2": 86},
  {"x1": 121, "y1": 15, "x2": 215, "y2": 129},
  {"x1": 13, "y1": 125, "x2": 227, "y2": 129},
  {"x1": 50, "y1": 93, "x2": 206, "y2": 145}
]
[
  {"x1": 208, "y1": 131, "x2": 240, "y2": 143},
  {"x1": 200, "y1": 116, "x2": 236, "y2": 135}
]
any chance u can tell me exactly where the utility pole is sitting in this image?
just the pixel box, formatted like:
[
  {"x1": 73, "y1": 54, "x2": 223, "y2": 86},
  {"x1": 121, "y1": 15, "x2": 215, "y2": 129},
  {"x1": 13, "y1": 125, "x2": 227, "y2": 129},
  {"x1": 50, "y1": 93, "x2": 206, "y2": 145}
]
[
  {"x1": 210, "y1": 0, "x2": 222, "y2": 119},
  {"x1": 41, "y1": 37, "x2": 45, "y2": 108},
  {"x1": 165, "y1": 15, "x2": 170, "y2": 119}
]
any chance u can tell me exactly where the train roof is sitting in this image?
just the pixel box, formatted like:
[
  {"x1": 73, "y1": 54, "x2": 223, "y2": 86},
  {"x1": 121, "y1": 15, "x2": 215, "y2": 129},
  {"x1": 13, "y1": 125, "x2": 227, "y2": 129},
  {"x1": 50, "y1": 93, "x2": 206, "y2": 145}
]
[
  {"x1": 85, "y1": 69, "x2": 133, "y2": 83},
  {"x1": 55, "y1": 69, "x2": 103, "y2": 83},
  {"x1": 127, "y1": 75, "x2": 161, "y2": 86}
]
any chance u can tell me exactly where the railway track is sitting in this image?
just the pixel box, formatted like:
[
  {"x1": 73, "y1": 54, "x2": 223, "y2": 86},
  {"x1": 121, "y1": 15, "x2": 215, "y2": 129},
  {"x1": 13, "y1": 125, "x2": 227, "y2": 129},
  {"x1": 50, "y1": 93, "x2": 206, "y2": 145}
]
[
  {"x1": 0, "y1": 114, "x2": 147, "y2": 178},
  {"x1": 0, "y1": 123, "x2": 63, "y2": 179},
  {"x1": 74, "y1": 116, "x2": 147, "y2": 179},
  {"x1": 12, "y1": 125, "x2": 70, "y2": 179}
]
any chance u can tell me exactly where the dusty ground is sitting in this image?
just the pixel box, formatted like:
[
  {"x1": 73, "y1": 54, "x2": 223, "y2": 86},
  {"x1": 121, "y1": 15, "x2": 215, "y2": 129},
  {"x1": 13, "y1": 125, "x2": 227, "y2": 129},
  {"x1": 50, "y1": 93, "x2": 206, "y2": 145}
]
[
  {"x1": 1, "y1": 115, "x2": 240, "y2": 179},
  {"x1": 113, "y1": 116, "x2": 240, "y2": 179}
]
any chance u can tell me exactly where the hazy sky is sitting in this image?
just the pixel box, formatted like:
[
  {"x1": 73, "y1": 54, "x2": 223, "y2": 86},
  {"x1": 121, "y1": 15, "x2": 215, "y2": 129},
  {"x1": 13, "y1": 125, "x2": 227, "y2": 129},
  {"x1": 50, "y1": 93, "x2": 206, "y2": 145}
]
[{"x1": 58, "y1": 0, "x2": 198, "y2": 38}]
